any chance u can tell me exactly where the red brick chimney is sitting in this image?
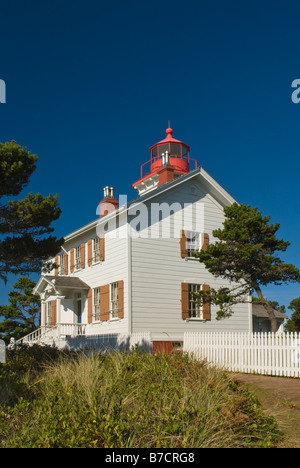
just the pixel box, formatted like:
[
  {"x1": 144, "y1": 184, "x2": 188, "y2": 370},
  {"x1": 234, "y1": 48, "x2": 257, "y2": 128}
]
[
  {"x1": 157, "y1": 152, "x2": 175, "y2": 186},
  {"x1": 98, "y1": 187, "x2": 119, "y2": 217}
]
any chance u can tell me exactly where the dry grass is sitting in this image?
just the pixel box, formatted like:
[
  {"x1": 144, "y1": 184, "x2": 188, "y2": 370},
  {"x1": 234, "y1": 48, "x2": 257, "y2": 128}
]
[{"x1": 0, "y1": 350, "x2": 280, "y2": 448}]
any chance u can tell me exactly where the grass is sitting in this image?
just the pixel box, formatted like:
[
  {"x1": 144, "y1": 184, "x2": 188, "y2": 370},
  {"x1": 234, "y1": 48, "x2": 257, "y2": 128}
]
[
  {"x1": 235, "y1": 381, "x2": 300, "y2": 448},
  {"x1": 0, "y1": 346, "x2": 280, "y2": 448}
]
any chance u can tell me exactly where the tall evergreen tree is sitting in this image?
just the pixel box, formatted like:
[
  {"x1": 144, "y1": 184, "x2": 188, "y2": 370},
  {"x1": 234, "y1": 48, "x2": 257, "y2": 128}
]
[
  {"x1": 0, "y1": 140, "x2": 63, "y2": 282},
  {"x1": 285, "y1": 298, "x2": 300, "y2": 332},
  {"x1": 0, "y1": 277, "x2": 40, "y2": 343},
  {"x1": 194, "y1": 203, "x2": 300, "y2": 332}
]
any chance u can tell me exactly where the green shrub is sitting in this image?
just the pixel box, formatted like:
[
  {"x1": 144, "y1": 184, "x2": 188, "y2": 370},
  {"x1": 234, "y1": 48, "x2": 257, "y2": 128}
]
[
  {"x1": 0, "y1": 350, "x2": 280, "y2": 448},
  {"x1": 0, "y1": 344, "x2": 71, "y2": 406}
]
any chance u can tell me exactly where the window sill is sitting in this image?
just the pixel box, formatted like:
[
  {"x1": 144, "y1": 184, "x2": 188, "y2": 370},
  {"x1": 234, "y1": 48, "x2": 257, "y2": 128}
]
[
  {"x1": 72, "y1": 268, "x2": 82, "y2": 273},
  {"x1": 91, "y1": 318, "x2": 123, "y2": 324},
  {"x1": 185, "y1": 318, "x2": 207, "y2": 322},
  {"x1": 87, "y1": 260, "x2": 103, "y2": 268},
  {"x1": 184, "y1": 257, "x2": 199, "y2": 261}
]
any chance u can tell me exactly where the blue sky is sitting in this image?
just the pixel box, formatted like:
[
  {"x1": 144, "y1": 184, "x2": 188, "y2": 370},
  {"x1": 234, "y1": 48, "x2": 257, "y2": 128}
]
[{"x1": 0, "y1": 0, "x2": 300, "y2": 315}]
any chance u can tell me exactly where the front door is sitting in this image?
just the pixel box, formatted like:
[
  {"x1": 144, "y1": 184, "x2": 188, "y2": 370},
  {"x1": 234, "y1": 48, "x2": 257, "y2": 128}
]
[{"x1": 76, "y1": 298, "x2": 82, "y2": 324}]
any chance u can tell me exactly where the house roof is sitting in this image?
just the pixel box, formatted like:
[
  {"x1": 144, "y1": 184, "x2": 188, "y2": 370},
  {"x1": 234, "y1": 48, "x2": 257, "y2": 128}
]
[
  {"x1": 34, "y1": 275, "x2": 90, "y2": 295},
  {"x1": 130, "y1": 166, "x2": 237, "y2": 208},
  {"x1": 252, "y1": 304, "x2": 288, "y2": 320},
  {"x1": 63, "y1": 165, "x2": 237, "y2": 243},
  {"x1": 45, "y1": 276, "x2": 90, "y2": 289}
]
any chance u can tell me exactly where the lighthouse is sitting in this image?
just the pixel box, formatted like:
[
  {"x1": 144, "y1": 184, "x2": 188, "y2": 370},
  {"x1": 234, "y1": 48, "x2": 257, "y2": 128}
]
[{"x1": 132, "y1": 127, "x2": 200, "y2": 196}]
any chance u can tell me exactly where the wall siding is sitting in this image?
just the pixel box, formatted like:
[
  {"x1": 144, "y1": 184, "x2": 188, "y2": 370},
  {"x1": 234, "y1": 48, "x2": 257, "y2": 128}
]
[
  {"x1": 57, "y1": 224, "x2": 129, "y2": 336},
  {"x1": 130, "y1": 181, "x2": 250, "y2": 340},
  {"x1": 45, "y1": 174, "x2": 251, "y2": 343}
]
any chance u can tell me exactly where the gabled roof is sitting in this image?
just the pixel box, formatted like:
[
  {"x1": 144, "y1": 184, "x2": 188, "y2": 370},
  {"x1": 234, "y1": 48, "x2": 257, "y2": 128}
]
[
  {"x1": 45, "y1": 276, "x2": 90, "y2": 289},
  {"x1": 130, "y1": 166, "x2": 237, "y2": 208},
  {"x1": 34, "y1": 275, "x2": 90, "y2": 296},
  {"x1": 63, "y1": 166, "x2": 237, "y2": 243},
  {"x1": 252, "y1": 304, "x2": 288, "y2": 320}
]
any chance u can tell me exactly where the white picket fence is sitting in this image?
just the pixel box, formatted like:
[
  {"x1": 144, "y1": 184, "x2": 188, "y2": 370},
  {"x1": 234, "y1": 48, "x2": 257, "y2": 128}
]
[{"x1": 184, "y1": 332, "x2": 300, "y2": 378}]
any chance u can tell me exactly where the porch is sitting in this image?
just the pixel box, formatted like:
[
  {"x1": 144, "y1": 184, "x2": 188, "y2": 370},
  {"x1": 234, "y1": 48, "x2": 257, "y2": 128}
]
[
  {"x1": 16, "y1": 325, "x2": 152, "y2": 352},
  {"x1": 17, "y1": 323, "x2": 87, "y2": 347}
]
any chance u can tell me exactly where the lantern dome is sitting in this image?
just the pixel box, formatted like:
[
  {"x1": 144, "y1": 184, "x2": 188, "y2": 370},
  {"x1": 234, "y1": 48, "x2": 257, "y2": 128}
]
[
  {"x1": 149, "y1": 127, "x2": 190, "y2": 174},
  {"x1": 132, "y1": 127, "x2": 199, "y2": 196}
]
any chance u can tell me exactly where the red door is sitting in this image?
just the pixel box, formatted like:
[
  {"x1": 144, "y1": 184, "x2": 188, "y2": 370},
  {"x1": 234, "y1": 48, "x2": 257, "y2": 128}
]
[{"x1": 152, "y1": 341, "x2": 173, "y2": 355}]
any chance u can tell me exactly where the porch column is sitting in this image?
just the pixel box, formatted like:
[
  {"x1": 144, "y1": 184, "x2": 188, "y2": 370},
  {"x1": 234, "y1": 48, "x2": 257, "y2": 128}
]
[
  {"x1": 56, "y1": 296, "x2": 65, "y2": 337},
  {"x1": 41, "y1": 300, "x2": 46, "y2": 331}
]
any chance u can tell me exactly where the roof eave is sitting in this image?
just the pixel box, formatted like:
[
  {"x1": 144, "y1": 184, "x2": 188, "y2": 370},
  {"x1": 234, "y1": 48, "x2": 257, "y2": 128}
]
[{"x1": 61, "y1": 165, "x2": 237, "y2": 243}]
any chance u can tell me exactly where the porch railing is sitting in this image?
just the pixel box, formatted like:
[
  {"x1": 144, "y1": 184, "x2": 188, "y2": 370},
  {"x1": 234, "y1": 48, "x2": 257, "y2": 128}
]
[
  {"x1": 58, "y1": 323, "x2": 87, "y2": 337},
  {"x1": 16, "y1": 323, "x2": 87, "y2": 346},
  {"x1": 16, "y1": 327, "x2": 43, "y2": 346}
]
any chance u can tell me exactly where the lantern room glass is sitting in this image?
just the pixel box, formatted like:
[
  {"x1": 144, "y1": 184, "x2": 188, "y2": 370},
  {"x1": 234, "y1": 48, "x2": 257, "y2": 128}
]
[{"x1": 151, "y1": 143, "x2": 189, "y2": 162}]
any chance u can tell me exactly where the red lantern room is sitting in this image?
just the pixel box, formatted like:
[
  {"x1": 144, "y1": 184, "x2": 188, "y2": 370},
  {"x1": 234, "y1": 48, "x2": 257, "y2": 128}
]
[
  {"x1": 150, "y1": 127, "x2": 190, "y2": 174},
  {"x1": 132, "y1": 127, "x2": 199, "y2": 196}
]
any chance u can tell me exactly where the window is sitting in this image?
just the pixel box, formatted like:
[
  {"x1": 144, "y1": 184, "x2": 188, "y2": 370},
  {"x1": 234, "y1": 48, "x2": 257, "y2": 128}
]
[
  {"x1": 186, "y1": 231, "x2": 200, "y2": 256},
  {"x1": 170, "y1": 143, "x2": 181, "y2": 156},
  {"x1": 151, "y1": 146, "x2": 158, "y2": 159},
  {"x1": 182, "y1": 146, "x2": 188, "y2": 159},
  {"x1": 46, "y1": 302, "x2": 52, "y2": 326},
  {"x1": 189, "y1": 284, "x2": 203, "y2": 319},
  {"x1": 59, "y1": 254, "x2": 64, "y2": 275},
  {"x1": 110, "y1": 282, "x2": 118, "y2": 319},
  {"x1": 159, "y1": 144, "x2": 169, "y2": 156},
  {"x1": 93, "y1": 287, "x2": 100, "y2": 321},
  {"x1": 75, "y1": 246, "x2": 81, "y2": 270},
  {"x1": 93, "y1": 238, "x2": 100, "y2": 263},
  {"x1": 172, "y1": 341, "x2": 183, "y2": 351}
]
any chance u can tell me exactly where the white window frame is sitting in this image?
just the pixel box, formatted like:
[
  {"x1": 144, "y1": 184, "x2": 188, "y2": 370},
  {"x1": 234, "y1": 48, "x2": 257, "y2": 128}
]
[
  {"x1": 93, "y1": 287, "x2": 100, "y2": 321},
  {"x1": 59, "y1": 253, "x2": 64, "y2": 275},
  {"x1": 75, "y1": 246, "x2": 81, "y2": 270},
  {"x1": 110, "y1": 282, "x2": 119, "y2": 319},
  {"x1": 93, "y1": 238, "x2": 100, "y2": 263},
  {"x1": 46, "y1": 302, "x2": 52, "y2": 326},
  {"x1": 186, "y1": 231, "x2": 201, "y2": 257},
  {"x1": 188, "y1": 284, "x2": 203, "y2": 319}
]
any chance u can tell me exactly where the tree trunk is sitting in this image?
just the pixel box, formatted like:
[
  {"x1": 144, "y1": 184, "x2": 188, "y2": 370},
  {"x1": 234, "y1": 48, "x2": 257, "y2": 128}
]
[{"x1": 254, "y1": 286, "x2": 278, "y2": 333}]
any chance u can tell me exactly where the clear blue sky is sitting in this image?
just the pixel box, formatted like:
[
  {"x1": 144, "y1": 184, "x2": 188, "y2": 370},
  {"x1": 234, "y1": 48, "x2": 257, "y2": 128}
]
[{"x1": 0, "y1": 0, "x2": 299, "y2": 315}]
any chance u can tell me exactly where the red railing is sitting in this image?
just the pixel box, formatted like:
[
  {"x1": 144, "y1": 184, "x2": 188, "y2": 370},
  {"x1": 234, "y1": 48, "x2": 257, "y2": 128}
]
[{"x1": 140, "y1": 155, "x2": 200, "y2": 178}]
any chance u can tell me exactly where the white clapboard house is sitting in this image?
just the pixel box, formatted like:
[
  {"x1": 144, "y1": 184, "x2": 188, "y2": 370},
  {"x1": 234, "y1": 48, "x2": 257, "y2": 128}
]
[{"x1": 28, "y1": 127, "x2": 283, "y2": 352}]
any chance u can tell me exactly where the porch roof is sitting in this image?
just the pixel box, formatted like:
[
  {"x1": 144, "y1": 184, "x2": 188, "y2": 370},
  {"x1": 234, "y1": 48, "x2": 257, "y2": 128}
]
[
  {"x1": 34, "y1": 275, "x2": 90, "y2": 296},
  {"x1": 45, "y1": 276, "x2": 90, "y2": 289}
]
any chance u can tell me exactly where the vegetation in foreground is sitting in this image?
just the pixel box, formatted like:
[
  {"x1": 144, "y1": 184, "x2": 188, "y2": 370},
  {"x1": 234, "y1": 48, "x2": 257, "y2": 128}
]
[{"x1": 0, "y1": 346, "x2": 280, "y2": 448}]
